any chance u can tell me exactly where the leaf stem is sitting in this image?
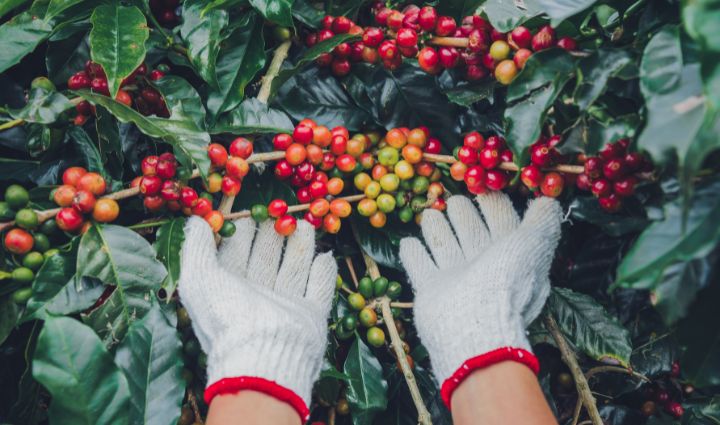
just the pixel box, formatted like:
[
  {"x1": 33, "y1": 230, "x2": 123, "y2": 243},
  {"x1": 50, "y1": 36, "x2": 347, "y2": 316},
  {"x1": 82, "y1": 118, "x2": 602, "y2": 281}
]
[{"x1": 0, "y1": 119, "x2": 24, "y2": 131}]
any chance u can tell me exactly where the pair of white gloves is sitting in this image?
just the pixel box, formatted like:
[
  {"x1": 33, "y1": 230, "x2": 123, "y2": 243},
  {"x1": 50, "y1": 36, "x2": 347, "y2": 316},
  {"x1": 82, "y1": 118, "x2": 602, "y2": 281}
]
[{"x1": 179, "y1": 192, "x2": 561, "y2": 421}]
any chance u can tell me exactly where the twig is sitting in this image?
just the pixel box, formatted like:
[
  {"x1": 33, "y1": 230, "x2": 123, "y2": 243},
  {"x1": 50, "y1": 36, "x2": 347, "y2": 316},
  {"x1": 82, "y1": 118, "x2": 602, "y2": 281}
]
[
  {"x1": 544, "y1": 314, "x2": 603, "y2": 425},
  {"x1": 224, "y1": 194, "x2": 365, "y2": 220},
  {"x1": 187, "y1": 389, "x2": 203, "y2": 424},
  {"x1": 345, "y1": 256, "x2": 360, "y2": 288},
  {"x1": 0, "y1": 119, "x2": 24, "y2": 131},
  {"x1": 328, "y1": 406, "x2": 336, "y2": 425},
  {"x1": 571, "y1": 398, "x2": 583, "y2": 425},
  {"x1": 361, "y1": 252, "x2": 432, "y2": 425},
  {"x1": 428, "y1": 37, "x2": 469, "y2": 48},
  {"x1": 585, "y1": 365, "x2": 649, "y2": 383}
]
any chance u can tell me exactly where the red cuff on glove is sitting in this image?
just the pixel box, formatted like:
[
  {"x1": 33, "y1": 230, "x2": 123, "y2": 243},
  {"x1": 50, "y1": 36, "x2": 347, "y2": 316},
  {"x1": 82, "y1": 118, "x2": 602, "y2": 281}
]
[
  {"x1": 440, "y1": 347, "x2": 539, "y2": 408},
  {"x1": 205, "y1": 376, "x2": 310, "y2": 422}
]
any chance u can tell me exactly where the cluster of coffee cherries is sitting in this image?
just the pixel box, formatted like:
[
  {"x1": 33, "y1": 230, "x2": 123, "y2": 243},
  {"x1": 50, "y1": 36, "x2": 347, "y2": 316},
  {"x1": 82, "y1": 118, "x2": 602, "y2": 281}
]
[
  {"x1": 133, "y1": 152, "x2": 235, "y2": 236},
  {"x1": 67, "y1": 60, "x2": 169, "y2": 125},
  {"x1": 335, "y1": 275, "x2": 403, "y2": 347},
  {"x1": 150, "y1": 0, "x2": 181, "y2": 27},
  {"x1": 640, "y1": 361, "x2": 687, "y2": 419},
  {"x1": 449, "y1": 131, "x2": 515, "y2": 194},
  {"x1": 519, "y1": 135, "x2": 567, "y2": 198},
  {"x1": 52, "y1": 167, "x2": 119, "y2": 232},
  {"x1": 1, "y1": 185, "x2": 61, "y2": 304},
  {"x1": 306, "y1": 3, "x2": 576, "y2": 84},
  {"x1": 575, "y1": 139, "x2": 651, "y2": 212}
]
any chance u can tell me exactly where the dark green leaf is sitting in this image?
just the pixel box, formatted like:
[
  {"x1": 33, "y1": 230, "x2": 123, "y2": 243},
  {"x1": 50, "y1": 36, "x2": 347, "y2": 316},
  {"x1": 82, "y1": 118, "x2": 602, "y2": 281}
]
[
  {"x1": 562, "y1": 114, "x2": 640, "y2": 155},
  {"x1": 292, "y1": 0, "x2": 323, "y2": 28},
  {"x1": 343, "y1": 337, "x2": 388, "y2": 425},
  {"x1": 76, "y1": 88, "x2": 212, "y2": 181},
  {"x1": 154, "y1": 218, "x2": 186, "y2": 297},
  {"x1": 640, "y1": 26, "x2": 683, "y2": 96},
  {"x1": 212, "y1": 98, "x2": 294, "y2": 134},
  {"x1": 547, "y1": 287, "x2": 633, "y2": 366},
  {"x1": 537, "y1": 0, "x2": 598, "y2": 27},
  {"x1": 249, "y1": 0, "x2": 294, "y2": 27},
  {"x1": 480, "y1": 0, "x2": 542, "y2": 32},
  {"x1": 442, "y1": 80, "x2": 497, "y2": 107},
  {"x1": 66, "y1": 126, "x2": 107, "y2": 178},
  {"x1": 437, "y1": 0, "x2": 483, "y2": 21},
  {"x1": 206, "y1": 13, "x2": 265, "y2": 119},
  {"x1": 89, "y1": 4, "x2": 149, "y2": 97},
  {"x1": 350, "y1": 215, "x2": 418, "y2": 270},
  {"x1": 180, "y1": 0, "x2": 229, "y2": 85},
  {"x1": 0, "y1": 12, "x2": 53, "y2": 73},
  {"x1": 0, "y1": 0, "x2": 29, "y2": 19},
  {"x1": 504, "y1": 49, "x2": 574, "y2": 160},
  {"x1": 46, "y1": 29, "x2": 91, "y2": 85},
  {"x1": 616, "y1": 178, "x2": 720, "y2": 286},
  {"x1": 32, "y1": 316, "x2": 131, "y2": 425},
  {"x1": 114, "y1": 304, "x2": 184, "y2": 425},
  {"x1": 24, "y1": 242, "x2": 80, "y2": 322},
  {"x1": 677, "y1": 279, "x2": 720, "y2": 388},
  {"x1": 77, "y1": 224, "x2": 167, "y2": 344},
  {"x1": 0, "y1": 158, "x2": 41, "y2": 181},
  {"x1": 270, "y1": 33, "x2": 360, "y2": 98},
  {"x1": 45, "y1": 0, "x2": 86, "y2": 21},
  {"x1": 234, "y1": 170, "x2": 297, "y2": 209},
  {"x1": 683, "y1": 0, "x2": 720, "y2": 109},
  {"x1": 95, "y1": 107, "x2": 124, "y2": 177},
  {"x1": 569, "y1": 196, "x2": 648, "y2": 237},
  {"x1": 0, "y1": 295, "x2": 18, "y2": 345},
  {"x1": 8, "y1": 88, "x2": 74, "y2": 124},
  {"x1": 650, "y1": 255, "x2": 716, "y2": 325},
  {"x1": 574, "y1": 49, "x2": 636, "y2": 109}
]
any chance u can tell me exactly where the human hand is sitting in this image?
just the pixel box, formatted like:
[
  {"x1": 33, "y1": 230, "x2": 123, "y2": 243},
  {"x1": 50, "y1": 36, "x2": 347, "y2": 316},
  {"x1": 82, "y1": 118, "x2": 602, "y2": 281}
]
[
  {"x1": 399, "y1": 192, "x2": 561, "y2": 406},
  {"x1": 178, "y1": 217, "x2": 337, "y2": 422}
]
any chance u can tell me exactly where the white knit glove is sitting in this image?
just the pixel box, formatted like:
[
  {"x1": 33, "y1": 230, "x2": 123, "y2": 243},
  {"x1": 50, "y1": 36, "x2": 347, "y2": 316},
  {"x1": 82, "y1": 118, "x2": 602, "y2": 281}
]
[
  {"x1": 178, "y1": 217, "x2": 337, "y2": 422},
  {"x1": 399, "y1": 192, "x2": 562, "y2": 406}
]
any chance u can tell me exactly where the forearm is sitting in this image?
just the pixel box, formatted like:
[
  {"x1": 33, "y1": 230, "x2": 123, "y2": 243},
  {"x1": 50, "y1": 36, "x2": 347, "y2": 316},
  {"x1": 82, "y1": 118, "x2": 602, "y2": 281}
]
[
  {"x1": 206, "y1": 391, "x2": 301, "y2": 425},
  {"x1": 451, "y1": 361, "x2": 557, "y2": 425}
]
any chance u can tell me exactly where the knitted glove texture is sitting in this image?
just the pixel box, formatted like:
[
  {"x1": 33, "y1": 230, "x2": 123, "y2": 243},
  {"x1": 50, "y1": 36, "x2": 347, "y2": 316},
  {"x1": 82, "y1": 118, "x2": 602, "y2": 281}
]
[
  {"x1": 178, "y1": 217, "x2": 336, "y2": 413},
  {"x1": 399, "y1": 192, "x2": 561, "y2": 386}
]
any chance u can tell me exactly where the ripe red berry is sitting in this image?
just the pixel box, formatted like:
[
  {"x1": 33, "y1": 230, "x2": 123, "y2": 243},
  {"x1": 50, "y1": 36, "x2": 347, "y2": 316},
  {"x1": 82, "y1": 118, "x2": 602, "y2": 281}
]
[
  {"x1": 464, "y1": 165, "x2": 486, "y2": 188},
  {"x1": 665, "y1": 401, "x2": 684, "y2": 418},
  {"x1": 435, "y1": 16, "x2": 456, "y2": 36},
  {"x1": 418, "y1": 6, "x2": 437, "y2": 31},
  {"x1": 531, "y1": 144, "x2": 554, "y2": 167},
  {"x1": 304, "y1": 211, "x2": 323, "y2": 229},
  {"x1": 485, "y1": 170, "x2": 509, "y2": 191},
  {"x1": 463, "y1": 131, "x2": 484, "y2": 150},
  {"x1": 531, "y1": 25, "x2": 556, "y2": 51},
  {"x1": 139, "y1": 175, "x2": 162, "y2": 195},
  {"x1": 268, "y1": 199, "x2": 288, "y2": 218},
  {"x1": 143, "y1": 195, "x2": 165, "y2": 212},
  {"x1": 614, "y1": 177, "x2": 636, "y2": 197},
  {"x1": 295, "y1": 162, "x2": 316, "y2": 182},
  {"x1": 467, "y1": 29, "x2": 489, "y2": 53},
  {"x1": 521, "y1": 165, "x2": 543, "y2": 189},
  {"x1": 457, "y1": 146, "x2": 478, "y2": 165},
  {"x1": 229, "y1": 137, "x2": 253, "y2": 159},
  {"x1": 485, "y1": 135, "x2": 505, "y2": 150},
  {"x1": 499, "y1": 149, "x2": 513, "y2": 162},
  {"x1": 576, "y1": 173, "x2": 591, "y2": 191},
  {"x1": 56, "y1": 208, "x2": 85, "y2": 232},
  {"x1": 557, "y1": 37, "x2": 577, "y2": 51},
  {"x1": 624, "y1": 152, "x2": 644, "y2": 172},
  {"x1": 189, "y1": 197, "x2": 210, "y2": 216},
  {"x1": 207, "y1": 143, "x2": 228, "y2": 166},
  {"x1": 180, "y1": 186, "x2": 198, "y2": 207},
  {"x1": 308, "y1": 180, "x2": 328, "y2": 199},
  {"x1": 363, "y1": 27, "x2": 384, "y2": 47},
  {"x1": 141, "y1": 88, "x2": 161, "y2": 105},
  {"x1": 671, "y1": 361, "x2": 681, "y2": 378},
  {"x1": 513, "y1": 48, "x2": 532, "y2": 69},
  {"x1": 541, "y1": 172, "x2": 564, "y2": 197},
  {"x1": 4, "y1": 228, "x2": 34, "y2": 254},
  {"x1": 285, "y1": 143, "x2": 308, "y2": 166},
  {"x1": 293, "y1": 125, "x2": 314, "y2": 145},
  {"x1": 273, "y1": 133, "x2": 293, "y2": 150},
  {"x1": 591, "y1": 178, "x2": 612, "y2": 198},
  {"x1": 331, "y1": 58, "x2": 351, "y2": 76},
  {"x1": 332, "y1": 16, "x2": 352, "y2": 34},
  {"x1": 509, "y1": 26, "x2": 532, "y2": 49},
  {"x1": 425, "y1": 137, "x2": 441, "y2": 154},
  {"x1": 156, "y1": 158, "x2": 177, "y2": 180},
  {"x1": 479, "y1": 148, "x2": 501, "y2": 169},
  {"x1": 584, "y1": 157, "x2": 602, "y2": 179},
  {"x1": 72, "y1": 189, "x2": 96, "y2": 213},
  {"x1": 274, "y1": 160, "x2": 294, "y2": 179},
  {"x1": 77, "y1": 172, "x2": 106, "y2": 196},
  {"x1": 221, "y1": 175, "x2": 241, "y2": 196},
  {"x1": 396, "y1": 28, "x2": 418, "y2": 48},
  {"x1": 603, "y1": 158, "x2": 628, "y2": 181},
  {"x1": 321, "y1": 15, "x2": 334, "y2": 29},
  {"x1": 63, "y1": 166, "x2": 88, "y2": 186},
  {"x1": 68, "y1": 71, "x2": 92, "y2": 90},
  {"x1": 90, "y1": 78, "x2": 110, "y2": 95},
  {"x1": 417, "y1": 47, "x2": 440, "y2": 73},
  {"x1": 599, "y1": 193, "x2": 621, "y2": 212},
  {"x1": 141, "y1": 156, "x2": 159, "y2": 176},
  {"x1": 378, "y1": 40, "x2": 398, "y2": 61},
  {"x1": 438, "y1": 47, "x2": 460, "y2": 68},
  {"x1": 275, "y1": 215, "x2": 297, "y2": 236},
  {"x1": 600, "y1": 142, "x2": 625, "y2": 160},
  {"x1": 160, "y1": 180, "x2": 181, "y2": 201}
]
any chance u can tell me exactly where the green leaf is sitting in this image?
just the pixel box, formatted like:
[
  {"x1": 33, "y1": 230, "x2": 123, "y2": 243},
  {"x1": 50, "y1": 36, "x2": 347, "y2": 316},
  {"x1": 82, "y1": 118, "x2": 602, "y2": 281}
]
[
  {"x1": 32, "y1": 316, "x2": 131, "y2": 425},
  {"x1": 292, "y1": 0, "x2": 323, "y2": 28},
  {"x1": 437, "y1": 0, "x2": 483, "y2": 21},
  {"x1": 270, "y1": 33, "x2": 360, "y2": 98},
  {"x1": 682, "y1": 0, "x2": 720, "y2": 109},
  {"x1": 0, "y1": 158, "x2": 41, "y2": 181},
  {"x1": 650, "y1": 255, "x2": 716, "y2": 325},
  {"x1": 206, "y1": 13, "x2": 265, "y2": 118},
  {"x1": 481, "y1": 0, "x2": 542, "y2": 32},
  {"x1": 24, "y1": 242, "x2": 81, "y2": 321},
  {"x1": 8, "y1": 87, "x2": 73, "y2": 124},
  {"x1": 350, "y1": 215, "x2": 418, "y2": 270},
  {"x1": 180, "y1": 0, "x2": 229, "y2": 85},
  {"x1": 677, "y1": 279, "x2": 720, "y2": 388},
  {"x1": 504, "y1": 49, "x2": 575, "y2": 160},
  {"x1": 76, "y1": 88, "x2": 212, "y2": 181},
  {"x1": 89, "y1": 4, "x2": 149, "y2": 98},
  {"x1": 547, "y1": 287, "x2": 633, "y2": 366},
  {"x1": 46, "y1": 28, "x2": 91, "y2": 85},
  {"x1": 95, "y1": 107, "x2": 124, "y2": 177},
  {"x1": 343, "y1": 337, "x2": 388, "y2": 425},
  {"x1": 66, "y1": 126, "x2": 107, "y2": 178},
  {"x1": 442, "y1": 80, "x2": 497, "y2": 107},
  {"x1": 0, "y1": 0, "x2": 29, "y2": 19},
  {"x1": 212, "y1": 98, "x2": 294, "y2": 134},
  {"x1": 0, "y1": 295, "x2": 18, "y2": 346},
  {"x1": 562, "y1": 114, "x2": 640, "y2": 155},
  {"x1": 574, "y1": 48, "x2": 636, "y2": 109},
  {"x1": 45, "y1": 0, "x2": 86, "y2": 21},
  {"x1": 639, "y1": 26, "x2": 683, "y2": 95},
  {"x1": 537, "y1": 0, "x2": 598, "y2": 27},
  {"x1": 616, "y1": 178, "x2": 720, "y2": 286},
  {"x1": 154, "y1": 218, "x2": 186, "y2": 297},
  {"x1": 234, "y1": 170, "x2": 297, "y2": 209},
  {"x1": 0, "y1": 11, "x2": 53, "y2": 73},
  {"x1": 114, "y1": 304, "x2": 184, "y2": 425},
  {"x1": 77, "y1": 224, "x2": 167, "y2": 344},
  {"x1": 249, "y1": 0, "x2": 294, "y2": 27}
]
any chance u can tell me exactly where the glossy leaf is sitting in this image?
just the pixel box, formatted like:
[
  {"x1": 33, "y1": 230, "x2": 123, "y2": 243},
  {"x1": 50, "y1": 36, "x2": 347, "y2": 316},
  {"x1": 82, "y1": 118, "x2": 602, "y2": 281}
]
[
  {"x1": 206, "y1": 13, "x2": 265, "y2": 118},
  {"x1": 249, "y1": 0, "x2": 294, "y2": 27},
  {"x1": 77, "y1": 224, "x2": 167, "y2": 343},
  {"x1": 46, "y1": 29, "x2": 91, "y2": 85},
  {"x1": 537, "y1": 0, "x2": 598, "y2": 27},
  {"x1": 180, "y1": 0, "x2": 229, "y2": 85},
  {"x1": 574, "y1": 49, "x2": 636, "y2": 109},
  {"x1": 154, "y1": 218, "x2": 186, "y2": 297},
  {"x1": 481, "y1": 0, "x2": 542, "y2": 32},
  {"x1": 32, "y1": 316, "x2": 131, "y2": 425},
  {"x1": 442, "y1": 80, "x2": 496, "y2": 107},
  {"x1": 0, "y1": 0, "x2": 29, "y2": 19},
  {"x1": 677, "y1": 279, "x2": 720, "y2": 388},
  {"x1": 437, "y1": 0, "x2": 483, "y2": 20},
  {"x1": 23, "y1": 242, "x2": 81, "y2": 321},
  {"x1": 234, "y1": 170, "x2": 297, "y2": 209},
  {"x1": 547, "y1": 287, "x2": 633, "y2": 366},
  {"x1": 270, "y1": 33, "x2": 360, "y2": 98},
  {"x1": 8, "y1": 87, "x2": 73, "y2": 124},
  {"x1": 0, "y1": 295, "x2": 18, "y2": 345},
  {"x1": 616, "y1": 178, "x2": 720, "y2": 286},
  {"x1": 114, "y1": 304, "x2": 184, "y2": 425},
  {"x1": 89, "y1": 4, "x2": 149, "y2": 98},
  {"x1": 343, "y1": 337, "x2": 388, "y2": 425},
  {"x1": 350, "y1": 215, "x2": 418, "y2": 270},
  {"x1": 0, "y1": 158, "x2": 41, "y2": 181},
  {"x1": 650, "y1": 255, "x2": 716, "y2": 325},
  {"x1": 683, "y1": 0, "x2": 720, "y2": 108},
  {"x1": 76, "y1": 87, "x2": 211, "y2": 181},
  {"x1": 640, "y1": 26, "x2": 683, "y2": 96},
  {"x1": 0, "y1": 12, "x2": 53, "y2": 73},
  {"x1": 212, "y1": 98, "x2": 294, "y2": 135}
]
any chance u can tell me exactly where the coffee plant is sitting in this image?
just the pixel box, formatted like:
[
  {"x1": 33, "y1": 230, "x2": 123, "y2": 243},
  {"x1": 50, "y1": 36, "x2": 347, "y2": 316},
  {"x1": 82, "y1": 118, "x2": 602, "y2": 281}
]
[{"x1": 0, "y1": 0, "x2": 719, "y2": 424}]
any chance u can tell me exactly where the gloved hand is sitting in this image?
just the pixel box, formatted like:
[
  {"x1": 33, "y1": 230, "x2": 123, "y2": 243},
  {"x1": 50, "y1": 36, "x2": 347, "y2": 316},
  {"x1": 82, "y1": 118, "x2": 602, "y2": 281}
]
[
  {"x1": 399, "y1": 192, "x2": 561, "y2": 407},
  {"x1": 179, "y1": 217, "x2": 337, "y2": 422}
]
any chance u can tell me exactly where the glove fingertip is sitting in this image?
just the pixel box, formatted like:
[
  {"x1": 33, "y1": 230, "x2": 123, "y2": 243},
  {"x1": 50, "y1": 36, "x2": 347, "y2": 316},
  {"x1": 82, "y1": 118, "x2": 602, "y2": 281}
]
[
  {"x1": 399, "y1": 237, "x2": 436, "y2": 291},
  {"x1": 522, "y1": 197, "x2": 562, "y2": 238},
  {"x1": 305, "y1": 252, "x2": 337, "y2": 313}
]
